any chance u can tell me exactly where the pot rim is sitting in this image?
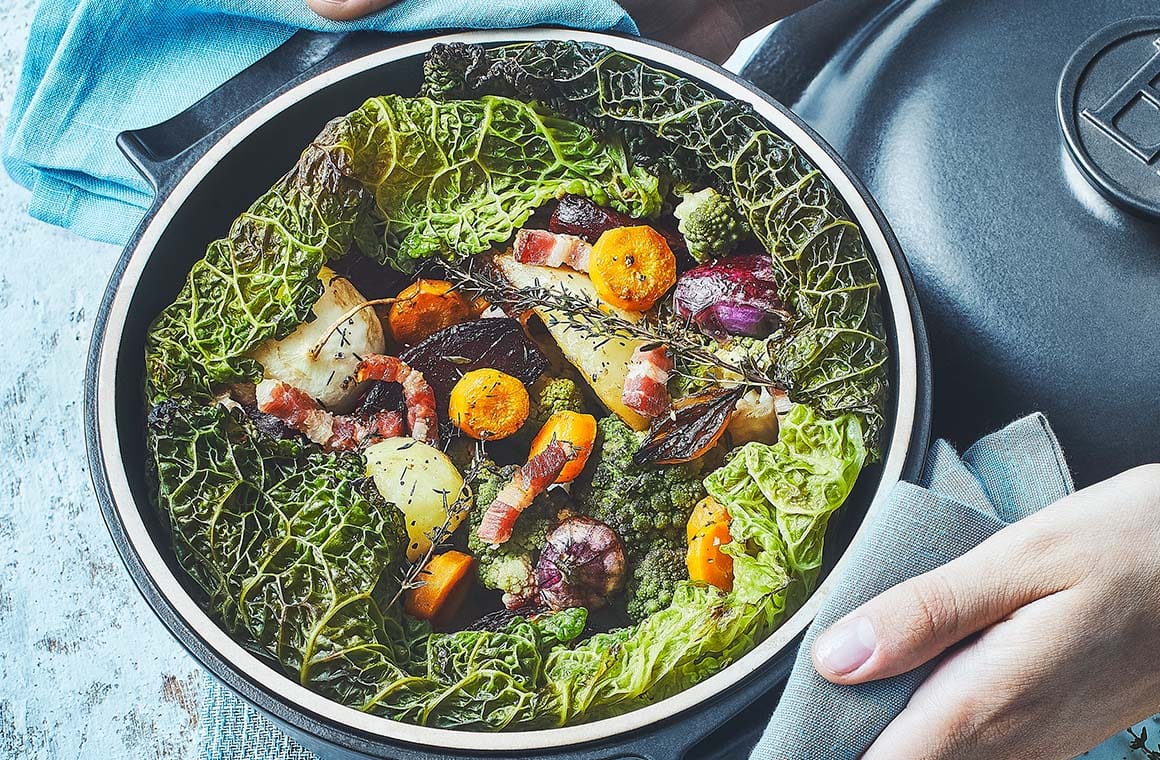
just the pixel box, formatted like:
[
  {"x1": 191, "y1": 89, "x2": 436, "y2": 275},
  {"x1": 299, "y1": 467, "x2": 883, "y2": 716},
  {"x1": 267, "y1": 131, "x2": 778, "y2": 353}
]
[{"x1": 88, "y1": 27, "x2": 922, "y2": 753}]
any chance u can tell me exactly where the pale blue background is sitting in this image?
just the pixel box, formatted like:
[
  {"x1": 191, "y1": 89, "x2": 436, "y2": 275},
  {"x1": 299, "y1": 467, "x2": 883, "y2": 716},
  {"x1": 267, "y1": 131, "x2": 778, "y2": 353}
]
[
  {"x1": 0, "y1": 0, "x2": 1153, "y2": 756},
  {"x1": 0, "y1": 2, "x2": 203, "y2": 757}
]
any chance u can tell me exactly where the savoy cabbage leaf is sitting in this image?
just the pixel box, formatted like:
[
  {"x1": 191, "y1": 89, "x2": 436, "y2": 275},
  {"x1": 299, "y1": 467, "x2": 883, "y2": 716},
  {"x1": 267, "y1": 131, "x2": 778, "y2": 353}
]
[
  {"x1": 423, "y1": 41, "x2": 890, "y2": 452},
  {"x1": 147, "y1": 400, "x2": 416, "y2": 706},
  {"x1": 144, "y1": 95, "x2": 661, "y2": 404},
  {"x1": 343, "y1": 95, "x2": 661, "y2": 271},
  {"x1": 705, "y1": 404, "x2": 867, "y2": 598},
  {"x1": 144, "y1": 119, "x2": 373, "y2": 405}
]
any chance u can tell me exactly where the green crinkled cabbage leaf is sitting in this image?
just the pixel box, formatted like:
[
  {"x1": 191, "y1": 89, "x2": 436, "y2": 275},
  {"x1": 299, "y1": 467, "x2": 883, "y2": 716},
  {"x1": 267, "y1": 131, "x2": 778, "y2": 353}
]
[
  {"x1": 147, "y1": 400, "x2": 416, "y2": 707},
  {"x1": 345, "y1": 95, "x2": 661, "y2": 271},
  {"x1": 422, "y1": 41, "x2": 889, "y2": 453},
  {"x1": 144, "y1": 118, "x2": 374, "y2": 404},
  {"x1": 144, "y1": 94, "x2": 660, "y2": 405},
  {"x1": 539, "y1": 582, "x2": 784, "y2": 726},
  {"x1": 705, "y1": 404, "x2": 867, "y2": 600},
  {"x1": 378, "y1": 609, "x2": 587, "y2": 730}
]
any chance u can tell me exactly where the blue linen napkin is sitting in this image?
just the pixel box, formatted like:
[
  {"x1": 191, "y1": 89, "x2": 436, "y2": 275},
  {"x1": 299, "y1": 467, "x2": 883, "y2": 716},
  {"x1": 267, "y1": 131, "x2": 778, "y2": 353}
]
[
  {"x1": 1, "y1": 0, "x2": 636, "y2": 246},
  {"x1": 753, "y1": 413, "x2": 1071, "y2": 758},
  {"x1": 753, "y1": 413, "x2": 1150, "y2": 759}
]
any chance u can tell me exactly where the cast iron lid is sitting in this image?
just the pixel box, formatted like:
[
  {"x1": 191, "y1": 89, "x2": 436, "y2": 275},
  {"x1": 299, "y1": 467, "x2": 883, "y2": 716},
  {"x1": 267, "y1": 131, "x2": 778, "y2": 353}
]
[{"x1": 745, "y1": 0, "x2": 1160, "y2": 486}]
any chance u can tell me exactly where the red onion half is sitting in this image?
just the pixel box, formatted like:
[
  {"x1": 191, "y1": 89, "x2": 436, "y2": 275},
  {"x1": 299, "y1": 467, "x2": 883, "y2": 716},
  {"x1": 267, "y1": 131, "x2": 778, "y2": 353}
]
[
  {"x1": 535, "y1": 516, "x2": 626, "y2": 611},
  {"x1": 672, "y1": 255, "x2": 792, "y2": 340}
]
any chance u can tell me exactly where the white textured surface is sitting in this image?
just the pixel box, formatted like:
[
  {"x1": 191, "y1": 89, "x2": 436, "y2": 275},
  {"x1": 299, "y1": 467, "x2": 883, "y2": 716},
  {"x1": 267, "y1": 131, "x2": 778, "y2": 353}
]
[{"x1": 0, "y1": 3, "x2": 202, "y2": 758}]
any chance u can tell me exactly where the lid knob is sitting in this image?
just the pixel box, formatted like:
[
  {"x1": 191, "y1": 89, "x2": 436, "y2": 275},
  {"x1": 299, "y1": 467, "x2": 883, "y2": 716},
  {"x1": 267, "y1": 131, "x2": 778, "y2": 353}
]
[{"x1": 1058, "y1": 17, "x2": 1160, "y2": 220}]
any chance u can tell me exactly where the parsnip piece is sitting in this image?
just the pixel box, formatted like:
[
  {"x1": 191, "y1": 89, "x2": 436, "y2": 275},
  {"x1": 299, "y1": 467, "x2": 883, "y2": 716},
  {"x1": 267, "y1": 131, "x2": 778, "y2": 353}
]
[{"x1": 250, "y1": 267, "x2": 385, "y2": 413}]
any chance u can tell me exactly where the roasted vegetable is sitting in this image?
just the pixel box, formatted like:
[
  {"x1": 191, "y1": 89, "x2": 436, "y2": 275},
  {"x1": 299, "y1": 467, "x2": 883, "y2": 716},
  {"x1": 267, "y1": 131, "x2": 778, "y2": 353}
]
[
  {"x1": 550, "y1": 194, "x2": 687, "y2": 255},
  {"x1": 624, "y1": 542, "x2": 686, "y2": 622},
  {"x1": 686, "y1": 498, "x2": 734, "y2": 592},
  {"x1": 492, "y1": 255, "x2": 648, "y2": 430},
  {"x1": 588, "y1": 226, "x2": 677, "y2": 312},
  {"x1": 449, "y1": 368, "x2": 530, "y2": 441},
  {"x1": 528, "y1": 377, "x2": 587, "y2": 430},
  {"x1": 727, "y1": 387, "x2": 782, "y2": 446},
  {"x1": 388, "y1": 278, "x2": 474, "y2": 346},
  {"x1": 634, "y1": 386, "x2": 745, "y2": 465},
  {"x1": 528, "y1": 411, "x2": 597, "y2": 484},
  {"x1": 573, "y1": 416, "x2": 705, "y2": 559},
  {"x1": 423, "y1": 40, "x2": 889, "y2": 452},
  {"x1": 673, "y1": 187, "x2": 750, "y2": 262},
  {"x1": 549, "y1": 194, "x2": 638, "y2": 241},
  {"x1": 399, "y1": 318, "x2": 548, "y2": 421},
  {"x1": 250, "y1": 267, "x2": 385, "y2": 413},
  {"x1": 405, "y1": 550, "x2": 477, "y2": 627},
  {"x1": 686, "y1": 495, "x2": 730, "y2": 543},
  {"x1": 467, "y1": 458, "x2": 567, "y2": 609},
  {"x1": 345, "y1": 95, "x2": 661, "y2": 271},
  {"x1": 672, "y1": 255, "x2": 792, "y2": 340},
  {"x1": 365, "y1": 438, "x2": 470, "y2": 562},
  {"x1": 535, "y1": 516, "x2": 626, "y2": 611}
]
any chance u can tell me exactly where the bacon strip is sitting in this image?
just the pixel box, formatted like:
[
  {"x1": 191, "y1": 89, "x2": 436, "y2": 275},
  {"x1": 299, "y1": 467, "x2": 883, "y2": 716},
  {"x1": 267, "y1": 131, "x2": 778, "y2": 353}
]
[
  {"x1": 477, "y1": 441, "x2": 575, "y2": 545},
  {"x1": 622, "y1": 345, "x2": 673, "y2": 418},
  {"x1": 355, "y1": 354, "x2": 439, "y2": 447},
  {"x1": 513, "y1": 228, "x2": 592, "y2": 273},
  {"x1": 255, "y1": 379, "x2": 403, "y2": 452}
]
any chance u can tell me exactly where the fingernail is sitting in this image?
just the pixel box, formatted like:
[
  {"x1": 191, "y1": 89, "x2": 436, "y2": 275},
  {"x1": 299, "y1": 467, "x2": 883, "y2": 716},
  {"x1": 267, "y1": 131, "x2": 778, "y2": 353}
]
[{"x1": 815, "y1": 616, "x2": 876, "y2": 675}]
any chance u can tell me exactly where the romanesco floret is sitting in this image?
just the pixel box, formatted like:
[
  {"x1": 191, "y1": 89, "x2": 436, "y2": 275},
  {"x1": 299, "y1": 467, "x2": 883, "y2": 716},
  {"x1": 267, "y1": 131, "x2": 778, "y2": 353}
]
[
  {"x1": 673, "y1": 187, "x2": 750, "y2": 262},
  {"x1": 529, "y1": 377, "x2": 587, "y2": 430},
  {"x1": 573, "y1": 417, "x2": 705, "y2": 559},
  {"x1": 467, "y1": 458, "x2": 566, "y2": 604},
  {"x1": 624, "y1": 541, "x2": 687, "y2": 622}
]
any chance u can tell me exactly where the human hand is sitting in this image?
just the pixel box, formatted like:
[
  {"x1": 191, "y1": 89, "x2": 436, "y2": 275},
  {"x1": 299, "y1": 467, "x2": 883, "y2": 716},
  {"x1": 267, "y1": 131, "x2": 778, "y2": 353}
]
[
  {"x1": 304, "y1": 0, "x2": 816, "y2": 63},
  {"x1": 811, "y1": 465, "x2": 1160, "y2": 760}
]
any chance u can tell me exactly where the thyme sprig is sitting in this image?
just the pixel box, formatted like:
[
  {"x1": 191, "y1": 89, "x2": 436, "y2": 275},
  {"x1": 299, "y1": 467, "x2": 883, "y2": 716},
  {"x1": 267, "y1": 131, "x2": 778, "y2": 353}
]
[
  {"x1": 387, "y1": 441, "x2": 486, "y2": 608},
  {"x1": 442, "y1": 259, "x2": 784, "y2": 391}
]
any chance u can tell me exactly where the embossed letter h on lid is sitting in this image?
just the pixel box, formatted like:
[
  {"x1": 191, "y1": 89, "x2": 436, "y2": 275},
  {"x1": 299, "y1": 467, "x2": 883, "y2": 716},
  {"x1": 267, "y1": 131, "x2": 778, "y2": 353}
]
[{"x1": 1081, "y1": 37, "x2": 1160, "y2": 163}]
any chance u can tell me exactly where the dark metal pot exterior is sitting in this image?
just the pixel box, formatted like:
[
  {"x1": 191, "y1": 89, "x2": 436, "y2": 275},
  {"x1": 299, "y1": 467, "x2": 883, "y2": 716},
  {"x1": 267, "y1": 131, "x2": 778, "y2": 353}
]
[
  {"x1": 84, "y1": 29, "x2": 931, "y2": 760},
  {"x1": 746, "y1": 0, "x2": 1160, "y2": 487}
]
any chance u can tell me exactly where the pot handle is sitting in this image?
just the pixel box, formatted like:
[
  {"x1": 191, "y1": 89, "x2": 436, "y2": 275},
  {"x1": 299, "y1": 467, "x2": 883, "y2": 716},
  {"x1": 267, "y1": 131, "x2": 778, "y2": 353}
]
[{"x1": 116, "y1": 30, "x2": 408, "y2": 195}]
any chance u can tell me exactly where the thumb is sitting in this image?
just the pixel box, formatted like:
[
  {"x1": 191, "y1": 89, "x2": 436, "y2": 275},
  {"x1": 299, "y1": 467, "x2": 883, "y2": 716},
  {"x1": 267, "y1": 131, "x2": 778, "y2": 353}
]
[
  {"x1": 811, "y1": 522, "x2": 1069, "y2": 685},
  {"x1": 306, "y1": 0, "x2": 400, "y2": 22}
]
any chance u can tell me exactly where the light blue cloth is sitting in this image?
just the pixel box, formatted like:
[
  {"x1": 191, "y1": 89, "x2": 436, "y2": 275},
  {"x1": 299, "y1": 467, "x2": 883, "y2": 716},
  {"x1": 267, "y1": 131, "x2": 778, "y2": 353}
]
[
  {"x1": 1, "y1": 0, "x2": 636, "y2": 246},
  {"x1": 754, "y1": 413, "x2": 1158, "y2": 760}
]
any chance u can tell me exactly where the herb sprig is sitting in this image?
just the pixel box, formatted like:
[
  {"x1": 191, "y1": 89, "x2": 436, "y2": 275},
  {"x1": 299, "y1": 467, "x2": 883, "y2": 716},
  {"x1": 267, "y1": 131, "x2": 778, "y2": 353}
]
[
  {"x1": 443, "y1": 259, "x2": 784, "y2": 391},
  {"x1": 387, "y1": 441, "x2": 486, "y2": 608}
]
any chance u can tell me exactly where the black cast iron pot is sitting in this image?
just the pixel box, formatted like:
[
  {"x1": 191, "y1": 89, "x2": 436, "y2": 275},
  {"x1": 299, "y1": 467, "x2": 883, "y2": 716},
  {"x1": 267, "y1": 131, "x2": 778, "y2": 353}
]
[{"x1": 84, "y1": 28, "x2": 931, "y2": 760}]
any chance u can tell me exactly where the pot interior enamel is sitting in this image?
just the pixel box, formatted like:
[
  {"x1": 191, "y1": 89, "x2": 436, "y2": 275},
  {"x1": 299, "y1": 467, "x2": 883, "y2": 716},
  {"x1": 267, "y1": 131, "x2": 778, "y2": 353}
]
[{"x1": 87, "y1": 28, "x2": 925, "y2": 755}]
